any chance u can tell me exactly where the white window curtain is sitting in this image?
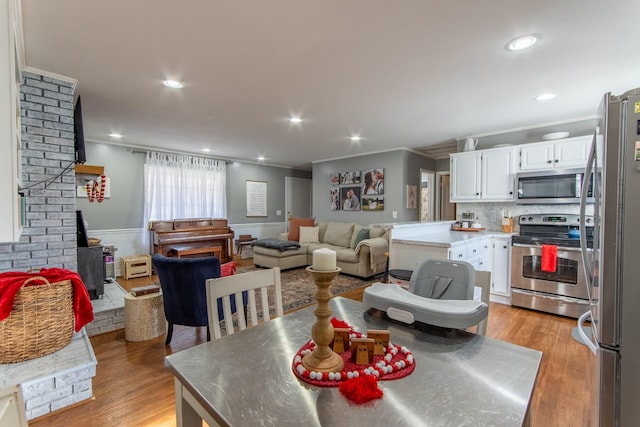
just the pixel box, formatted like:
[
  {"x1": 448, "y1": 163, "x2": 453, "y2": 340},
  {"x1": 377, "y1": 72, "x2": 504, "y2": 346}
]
[{"x1": 143, "y1": 151, "x2": 226, "y2": 223}]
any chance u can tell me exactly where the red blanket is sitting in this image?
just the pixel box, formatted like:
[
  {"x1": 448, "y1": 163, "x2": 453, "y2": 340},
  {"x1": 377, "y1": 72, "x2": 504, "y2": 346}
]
[
  {"x1": 541, "y1": 245, "x2": 558, "y2": 273},
  {"x1": 0, "y1": 268, "x2": 94, "y2": 332}
]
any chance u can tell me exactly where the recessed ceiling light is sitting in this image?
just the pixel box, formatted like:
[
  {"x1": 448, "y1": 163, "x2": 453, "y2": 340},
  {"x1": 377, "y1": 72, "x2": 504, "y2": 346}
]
[
  {"x1": 257, "y1": 156, "x2": 265, "y2": 162},
  {"x1": 289, "y1": 116, "x2": 302, "y2": 124},
  {"x1": 536, "y1": 93, "x2": 557, "y2": 101},
  {"x1": 505, "y1": 34, "x2": 541, "y2": 51},
  {"x1": 201, "y1": 148, "x2": 211, "y2": 153},
  {"x1": 108, "y1": 133, "x2": 122, "y2": 138},
  {"x1": 162, "y1": 79, "x2": 183, "y2": 89},
  {"x1": 350, "y1": 135, "x2": 362, "y2": 142}
]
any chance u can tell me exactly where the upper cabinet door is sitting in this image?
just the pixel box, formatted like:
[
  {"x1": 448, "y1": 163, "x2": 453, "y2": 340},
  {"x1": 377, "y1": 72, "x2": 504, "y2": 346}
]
[
  {"x1": 518, "y1": 136, "x2": 593, "y2": 172},
  {"x1": 554, "y1": 136, "x2": 591, "y2": 168},
  {"x1": 482, "y1": 147, "x2": 516, "y2": 201},
  {"x1": 519, "y1": 142, "x2": 555, "y2": 171},
  {"x1": 450, "y1": 152, "x2": 481, "y2": 201}
]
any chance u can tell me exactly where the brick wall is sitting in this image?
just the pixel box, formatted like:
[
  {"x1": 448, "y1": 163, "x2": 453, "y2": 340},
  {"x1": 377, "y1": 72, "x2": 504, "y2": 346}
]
[{"x1": 0, "y1": 71, "x2": 77, "y2": 272}]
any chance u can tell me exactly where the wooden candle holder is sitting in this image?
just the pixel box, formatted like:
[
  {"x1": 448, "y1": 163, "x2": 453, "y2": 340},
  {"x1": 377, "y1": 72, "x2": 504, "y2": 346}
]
[{"x1": 301, "y1": 266, "x2": 345, "y2": 373}]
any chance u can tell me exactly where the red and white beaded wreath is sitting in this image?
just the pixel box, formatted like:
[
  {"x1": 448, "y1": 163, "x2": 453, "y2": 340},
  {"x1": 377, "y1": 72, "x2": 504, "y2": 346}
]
[
  {"x1": 291, "y1": 330, "x2": 415, "y2": 387},
  {"x1": 86, "y1": 175, "x2": 107, "y2": 203}
]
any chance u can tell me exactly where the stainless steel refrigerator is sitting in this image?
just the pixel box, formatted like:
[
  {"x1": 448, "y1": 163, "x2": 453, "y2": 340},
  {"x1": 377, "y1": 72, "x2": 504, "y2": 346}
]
[{"x1": 577, "y1": 88, "x2": 640, "y2": 426}]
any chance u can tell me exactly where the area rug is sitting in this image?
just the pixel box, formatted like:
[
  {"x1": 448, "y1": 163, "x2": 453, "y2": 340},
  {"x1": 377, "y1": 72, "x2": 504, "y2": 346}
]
[{"x1": 237, "y1": 266, "x2": 383, "y2": 313}]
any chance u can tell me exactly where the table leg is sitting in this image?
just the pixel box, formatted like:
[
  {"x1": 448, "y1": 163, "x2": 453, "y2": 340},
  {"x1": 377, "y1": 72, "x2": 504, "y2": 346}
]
[{"x1": 175, "y1": 379, "x2": 203, "y2": 427}]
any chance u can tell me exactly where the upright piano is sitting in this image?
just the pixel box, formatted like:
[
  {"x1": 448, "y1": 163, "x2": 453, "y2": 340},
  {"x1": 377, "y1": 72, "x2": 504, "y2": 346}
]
[{"x1": 150, "y1": 218, "x2": 234, "y2": 262}]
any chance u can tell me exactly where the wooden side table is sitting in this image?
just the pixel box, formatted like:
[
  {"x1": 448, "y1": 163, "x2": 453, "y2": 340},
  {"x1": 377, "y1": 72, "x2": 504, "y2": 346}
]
[{"x1": 124, "y1": 292, "x2": 165, "y2": 342}]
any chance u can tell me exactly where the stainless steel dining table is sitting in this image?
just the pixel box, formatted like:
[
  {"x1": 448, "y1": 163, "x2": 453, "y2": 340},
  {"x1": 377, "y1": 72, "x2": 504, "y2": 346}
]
[{"x1": 165, "y1": 297, "x2": 541, "y2": 427}]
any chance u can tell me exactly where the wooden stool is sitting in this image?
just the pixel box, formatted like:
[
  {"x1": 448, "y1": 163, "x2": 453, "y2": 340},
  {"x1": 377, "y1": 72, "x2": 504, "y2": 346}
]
[
  {"x1": 234, "y1": 235, "x2": 257, "y2": 258},
  {"x1": 124, "y1": 292, "x2": 165, "y2": 342}
]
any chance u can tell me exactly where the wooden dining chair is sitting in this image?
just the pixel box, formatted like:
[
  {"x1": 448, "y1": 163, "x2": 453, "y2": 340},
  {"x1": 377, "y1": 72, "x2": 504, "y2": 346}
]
[{"x1": 205, "y1": 267, "x2": 283, "y2": 340}]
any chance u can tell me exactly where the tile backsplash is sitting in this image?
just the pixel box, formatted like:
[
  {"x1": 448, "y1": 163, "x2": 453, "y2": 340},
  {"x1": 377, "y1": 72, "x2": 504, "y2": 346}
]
[{"x1": 457, "y1": 203, "x2": 594, "y2": 232}]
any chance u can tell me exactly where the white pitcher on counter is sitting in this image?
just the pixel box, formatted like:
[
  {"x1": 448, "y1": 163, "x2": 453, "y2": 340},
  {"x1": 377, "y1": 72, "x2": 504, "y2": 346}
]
[{"x1": 463, "y1": 137, "x2": 478, "y2": 151}]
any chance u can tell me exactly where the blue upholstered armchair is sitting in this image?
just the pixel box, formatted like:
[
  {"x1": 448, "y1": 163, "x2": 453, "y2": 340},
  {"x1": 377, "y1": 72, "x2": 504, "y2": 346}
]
[{"x1": 152, "y1": 254, "x2": 243, "y2": 345}]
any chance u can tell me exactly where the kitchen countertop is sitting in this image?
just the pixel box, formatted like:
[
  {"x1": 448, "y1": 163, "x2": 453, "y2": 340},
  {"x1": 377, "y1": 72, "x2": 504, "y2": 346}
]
[{"x1": 393, "y1": 230, "x2": 515, "y2": 248}]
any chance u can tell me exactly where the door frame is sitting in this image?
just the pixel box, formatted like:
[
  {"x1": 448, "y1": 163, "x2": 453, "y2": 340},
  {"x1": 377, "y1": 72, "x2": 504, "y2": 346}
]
[{"x1": 284, "y1": 177, "x2": 312, "y2": 232}]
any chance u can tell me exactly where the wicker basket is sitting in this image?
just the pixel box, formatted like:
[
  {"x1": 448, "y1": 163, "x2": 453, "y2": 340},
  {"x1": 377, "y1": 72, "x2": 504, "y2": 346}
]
[{"x1": 0, "y1": 277, "x2": 74, "y2": 364}]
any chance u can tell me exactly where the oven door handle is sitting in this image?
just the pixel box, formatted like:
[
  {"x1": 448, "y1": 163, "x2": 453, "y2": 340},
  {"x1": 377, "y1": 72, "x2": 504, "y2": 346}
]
[{"x1": 512, "y1": 243, "x2": 586, "y2": 253}]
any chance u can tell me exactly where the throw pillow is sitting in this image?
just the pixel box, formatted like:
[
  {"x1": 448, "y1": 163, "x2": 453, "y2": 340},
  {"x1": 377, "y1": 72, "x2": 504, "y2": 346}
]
[
  {"x1": 288, "y1": 216, "x2": 315, "y2": 241},
  {"x1": 299, "y1": 226, "x2": 320, "y2": 244},
  {"x1": 220, "y1": 261, "x2": 236, "y2": 277},
  {"x1": 352, "y1": 228, "x2": 370, "y2": 248},
  {"x1": 324, "y1": 222, "x2": 355, "y2": 247},
  {"x1": 350, "y1": 224, "x2": 365, "y2": 249}
]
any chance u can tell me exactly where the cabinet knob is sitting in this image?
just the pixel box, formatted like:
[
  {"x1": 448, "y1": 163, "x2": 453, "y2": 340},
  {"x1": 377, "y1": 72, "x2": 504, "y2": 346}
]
[
  {"x1": 503, "y1": 245, "x2": 507, "y2": 249},
  {"x1": 475, "y1": 192, "x2": 480, "y2": 196},
  {"x1": 554, "y1": 159, "x2": 559, "y2": 163},
  {"x1": 509, "y1": 191, "x2": 513, "y2": 195},
  {"x1": 547, "y1": 160, "x2": 552, "y2": 163}
]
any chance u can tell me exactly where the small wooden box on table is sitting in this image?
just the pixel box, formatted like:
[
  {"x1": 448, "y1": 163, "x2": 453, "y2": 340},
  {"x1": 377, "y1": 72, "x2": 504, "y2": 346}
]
[{"x1": 120, "y1": 254, "x2": 152, "y2": 279}]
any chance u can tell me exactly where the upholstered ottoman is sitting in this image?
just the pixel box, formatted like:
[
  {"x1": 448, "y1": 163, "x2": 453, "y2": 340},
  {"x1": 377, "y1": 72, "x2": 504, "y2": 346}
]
[{"x1": 252, "y1": 245, "x2": 308, "y2": 271}]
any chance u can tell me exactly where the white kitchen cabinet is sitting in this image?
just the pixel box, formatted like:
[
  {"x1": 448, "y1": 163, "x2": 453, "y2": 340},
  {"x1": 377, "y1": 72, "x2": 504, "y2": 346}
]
[
  {"x1": 0, "y1": 0, "x2": 22, "y2": 243},
  {"x1": 450, "y1": 151, "x2": 481, "y2": 201},
  {"x1": 491, "y1": 236, "x2": 511, "y2": 297},
  {"x1": 451, "y1": 146, "x2": 516, "y2": 202},
  {"x1": 481, "y1": 148, "x2": 516, "y2": 200},
  {"x1": 518, "y1": 135, "x2": 592, "y2": 171}
]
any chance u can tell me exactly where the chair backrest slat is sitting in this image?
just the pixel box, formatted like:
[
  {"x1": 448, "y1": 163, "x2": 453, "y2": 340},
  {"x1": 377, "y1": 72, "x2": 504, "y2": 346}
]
[
  {"x1": 260, "y1": 286, "x2": 271, "y2": 322},
  {"x1": 206, "y1": 267, "x2": 283, "y2": 340}
]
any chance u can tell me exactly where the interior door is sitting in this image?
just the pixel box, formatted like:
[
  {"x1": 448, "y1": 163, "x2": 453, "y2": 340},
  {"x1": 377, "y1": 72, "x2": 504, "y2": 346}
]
[
  {"x1": 285, "y1": 177, "x2": 312, "y2": 231},
  {"x1": 436, "y1": 172, "x2": 455, "y2": 220}
]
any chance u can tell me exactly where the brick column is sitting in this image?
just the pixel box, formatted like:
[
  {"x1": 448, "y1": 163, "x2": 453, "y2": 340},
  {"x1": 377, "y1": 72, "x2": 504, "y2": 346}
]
[{"x1": 0, "y1": 71, "x2": 77, "y2": 272}]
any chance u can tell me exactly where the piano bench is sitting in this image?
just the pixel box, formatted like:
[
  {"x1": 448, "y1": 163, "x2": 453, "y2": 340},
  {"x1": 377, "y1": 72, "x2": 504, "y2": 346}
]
[{"x1": 168, "y1": 245, "x2": 222, "y2": 259}]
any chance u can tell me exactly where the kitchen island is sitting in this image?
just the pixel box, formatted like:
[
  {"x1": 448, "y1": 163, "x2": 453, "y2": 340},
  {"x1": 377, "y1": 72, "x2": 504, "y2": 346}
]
[{"x1": 385, "y1": 221, "x2": 514, "y2": 303}]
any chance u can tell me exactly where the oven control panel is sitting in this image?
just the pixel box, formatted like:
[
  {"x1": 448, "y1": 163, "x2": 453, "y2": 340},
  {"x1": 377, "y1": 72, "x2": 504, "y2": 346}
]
[{"x1": 518, "y1": 214, "x2": 593, "y2": 227}]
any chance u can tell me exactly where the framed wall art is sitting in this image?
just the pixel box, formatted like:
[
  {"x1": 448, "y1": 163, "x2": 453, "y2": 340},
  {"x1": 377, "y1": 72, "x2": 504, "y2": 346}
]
[
  {"x1": 340, "y1": 186, "x2": 361, "y2": 211},
  {"x1": 246, "y1": 180, "x2": 268, "y2": 217},
  {"x1": 362, "y1": 168, "x2": 384, "y2": 195}
]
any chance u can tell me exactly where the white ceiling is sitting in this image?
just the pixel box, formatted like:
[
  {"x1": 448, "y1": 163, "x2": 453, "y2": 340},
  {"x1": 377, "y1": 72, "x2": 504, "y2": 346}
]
[{"x1": 20, "y1": 0, "x2": 640, "y2": 169}]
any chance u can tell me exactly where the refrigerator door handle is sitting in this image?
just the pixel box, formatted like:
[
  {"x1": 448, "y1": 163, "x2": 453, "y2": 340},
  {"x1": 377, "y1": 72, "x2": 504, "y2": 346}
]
[
  {"x1": 580, "y1": 132, "x2": 597, "y2": 288},
  {"x1": 576, "y1": 310, "x2": 598, "y2": 355}
]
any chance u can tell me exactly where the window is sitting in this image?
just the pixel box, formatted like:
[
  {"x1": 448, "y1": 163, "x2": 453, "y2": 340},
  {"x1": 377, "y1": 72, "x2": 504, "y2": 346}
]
[{"x1": 144, "y1": 152, "x2": 226, "y2": 223}]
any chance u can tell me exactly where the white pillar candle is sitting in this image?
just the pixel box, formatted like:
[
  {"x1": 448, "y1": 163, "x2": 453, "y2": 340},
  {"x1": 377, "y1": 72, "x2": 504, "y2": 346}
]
[{"x1": 312, "y1": 248, "x2": 337, "y2": 271}]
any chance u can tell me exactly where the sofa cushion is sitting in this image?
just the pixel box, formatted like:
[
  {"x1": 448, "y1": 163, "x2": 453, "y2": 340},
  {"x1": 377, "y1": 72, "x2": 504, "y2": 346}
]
[
  {"x1": 299, "y1": 226, "x2": 320, "y2": 244},
  {"x1": 317, "y1": 221, "x2": 328, "y2": 242},
  {"x1": 324, "y1": 222, "x2": 355, "y2": 248},
  {"x1": 288, "y1": 216, "x2": 315, "y2": 241},
  {"x1": 369, "y1": 226, "x2": 386, "y2": 239}
]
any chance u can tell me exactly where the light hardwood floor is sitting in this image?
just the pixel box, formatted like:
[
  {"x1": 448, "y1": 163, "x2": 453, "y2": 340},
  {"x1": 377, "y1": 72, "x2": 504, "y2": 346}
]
[{"x1": 31, "y1": 261, "x2": 592, "y2": 426}]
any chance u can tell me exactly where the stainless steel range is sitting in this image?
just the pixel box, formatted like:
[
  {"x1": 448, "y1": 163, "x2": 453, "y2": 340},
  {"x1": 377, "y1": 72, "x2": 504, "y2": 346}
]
[{"x1": 510, "y1": 213, "x2": 593, "y2": 318}]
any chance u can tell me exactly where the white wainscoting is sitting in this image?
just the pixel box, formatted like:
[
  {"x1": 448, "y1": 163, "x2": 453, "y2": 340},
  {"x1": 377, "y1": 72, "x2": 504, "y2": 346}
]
[
  {"x1": 88, "y1": 222, "x2": 287, "y2": 272},
  {"x1": 88, "y1": 228, "x2": 149, "y2": 277}
]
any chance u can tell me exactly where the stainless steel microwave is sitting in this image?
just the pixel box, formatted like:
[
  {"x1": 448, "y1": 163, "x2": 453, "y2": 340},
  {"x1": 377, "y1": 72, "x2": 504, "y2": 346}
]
[{"x1": 515, "y1": 168, "x2": 594, "y2": 204}]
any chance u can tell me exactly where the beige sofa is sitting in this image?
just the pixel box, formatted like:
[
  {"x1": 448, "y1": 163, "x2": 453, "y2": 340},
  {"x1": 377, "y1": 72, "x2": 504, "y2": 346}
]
[{"x1": 252, "y1": 221, "x2": 389, "y2": 279}]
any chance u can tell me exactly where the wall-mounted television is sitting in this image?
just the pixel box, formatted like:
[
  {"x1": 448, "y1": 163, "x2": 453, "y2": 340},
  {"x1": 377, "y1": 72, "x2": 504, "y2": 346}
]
[{"x1": 74, "y1": 95, "x2": 86, "y2": 164}]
